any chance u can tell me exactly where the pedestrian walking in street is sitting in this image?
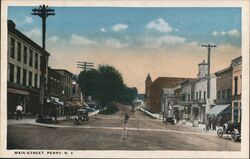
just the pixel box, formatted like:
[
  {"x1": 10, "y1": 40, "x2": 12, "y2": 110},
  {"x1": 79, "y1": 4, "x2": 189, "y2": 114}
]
[
  {"x1": 208, "y1": 116, "x2": 212, "y2": 130},
  {"x1": 212, "y1": 116, "x2": 216, "y2": 130},
  {"x1": 16, "y1": 104, "x2": 23, "y2": 120},
  {"x1": 122, "y1": 113, "x2": 129, "y2": 141}
]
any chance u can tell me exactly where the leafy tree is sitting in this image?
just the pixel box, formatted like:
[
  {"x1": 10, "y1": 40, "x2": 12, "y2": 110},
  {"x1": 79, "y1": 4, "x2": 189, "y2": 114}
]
[
  {"x1": 78, "y1": 64, "x2": 138, "y2": 107},
  {"x1": 78, "y1": 69, "x2": 100, "y2": 99}
]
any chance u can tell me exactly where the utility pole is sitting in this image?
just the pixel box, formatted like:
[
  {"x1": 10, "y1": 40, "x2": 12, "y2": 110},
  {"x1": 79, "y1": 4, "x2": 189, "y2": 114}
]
[
  {"x1": 77, "y1": 61, "x2": 94, "y2": 71},
  {"x1": 201, "y1": 43, "x2": 216, "y2": 122},
  {"x1": 32, "y1": 5, "x2": 55, "y2": 115},
  {"x1": 201, "y1": 43, "x2": 216, "y2": 99}
]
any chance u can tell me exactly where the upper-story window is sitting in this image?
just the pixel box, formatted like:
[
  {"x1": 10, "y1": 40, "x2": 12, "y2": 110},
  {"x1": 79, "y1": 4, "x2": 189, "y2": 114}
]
[
  {"x1": 35, "y1": 53, "x2": 38, "y2": 69},
  {"x1": 35, "y1": 74, "x2": 38, "y2": 88},
  {"x1": 9, "y1": 63, "x2": 15, "y2": 82},
  {"x1": 23, "y1": 45, "x2": 27, "y2": 64},
  {"x1": 29, "y1": 49, "x2": 33, "y2": 67},
  {"x1": 218, "y1": 90, "x2": 221, "y2": 100},
  {"x1": 203, "y1": 91, "x2": 206, "y2": 99},
  {"x1": 23, "y1": 68, "x2": 27, "y2": 86},
  {"x1": 17, "y1": 42, "x2": 22, "y2": 61},
  {"x1": 16, "y1": 66, "x2": 21, "y2": 85},
  {"x1": 234, "y1": 76, "x2": 238, "y2": 95},
  {"x1": 222, "y1": 89, "x2": 226, "y2": 99},
  {"x1": 227, "y1": 88, "x2": 231, "y2": 100},
  {"x1": 10, "y1": 37, "x2": 15, "y2": 58},
  {"x1": 29, "y1": 71, "x2": 33, "y2": 87},
  {"x1": 199, "y1": 91, "x2": 201, "y2": 100},
  {"x1": 196, "y1": 92, "x2": 198, "y2": 100}
]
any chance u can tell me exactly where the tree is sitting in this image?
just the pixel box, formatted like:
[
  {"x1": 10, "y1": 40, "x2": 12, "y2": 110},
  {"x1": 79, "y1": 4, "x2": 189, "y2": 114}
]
[
  {"x1": 96, "y1": 65, "x2": 124, "y2": 106},
  {"x1": 78, "y1": 64, "x2": 138, "y2": 107},
  {"x1": 78, "y1": 69, "x2": 100, "y2": 100}
]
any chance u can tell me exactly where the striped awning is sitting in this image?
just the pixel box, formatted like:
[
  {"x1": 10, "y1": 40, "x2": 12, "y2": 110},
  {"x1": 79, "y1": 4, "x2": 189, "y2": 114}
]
[{"x1": 207, "y1": 104, "x2": 230, "y2": 115}]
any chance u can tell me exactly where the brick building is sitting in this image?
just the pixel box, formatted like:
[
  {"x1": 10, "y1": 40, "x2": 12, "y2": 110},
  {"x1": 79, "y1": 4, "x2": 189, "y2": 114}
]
[
  {"x1": 149, "y1": 77, "x2": 185, "y2": 113},
  {"x1": 7, "y1": 20, "x2": 50, "y2": 117},
  {"x1": 53, "y1": 69, "x2": 82, "y2": 115},
  {"x1": 215, "y1": 67, "x2": 232, "y2": 105},
  {"x1": 231, "y1": 56, "x2": 242, "y2": 124}
]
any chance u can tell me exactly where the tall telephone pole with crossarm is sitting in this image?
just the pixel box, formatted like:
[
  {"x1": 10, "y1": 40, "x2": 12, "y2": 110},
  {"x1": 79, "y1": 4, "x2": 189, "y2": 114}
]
[{"x1": 32, "y1": 5, "x2": 55, "y2": 115}]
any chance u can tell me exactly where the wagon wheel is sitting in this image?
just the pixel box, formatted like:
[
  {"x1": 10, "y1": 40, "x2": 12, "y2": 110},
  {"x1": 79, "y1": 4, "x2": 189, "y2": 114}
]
[
  {"x1": 217, "y1": 129, "x2": 223, "y2": 138},
  {"x1": 231, "y1": 131, "x2": 238, "y2": 142}
]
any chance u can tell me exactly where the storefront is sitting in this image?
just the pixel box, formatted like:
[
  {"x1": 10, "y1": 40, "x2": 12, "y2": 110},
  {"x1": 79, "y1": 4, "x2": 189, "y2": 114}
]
[{"x1": 7, "y1": 84, "x2": 40, "y2": 118}]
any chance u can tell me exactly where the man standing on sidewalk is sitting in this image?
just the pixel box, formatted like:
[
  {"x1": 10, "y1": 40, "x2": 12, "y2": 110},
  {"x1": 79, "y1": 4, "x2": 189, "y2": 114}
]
[{"x1": 16, "y1": 104, "x2": 23, "y2": 120}]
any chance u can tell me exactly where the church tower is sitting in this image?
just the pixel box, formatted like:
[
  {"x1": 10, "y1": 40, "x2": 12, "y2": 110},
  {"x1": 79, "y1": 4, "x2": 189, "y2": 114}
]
[
  {"x1": 145, "y1": 73, "x2": 152, "y2": 109},
  {"x1": 197, "y1": 60, "x2": 208, "y2": 78}
]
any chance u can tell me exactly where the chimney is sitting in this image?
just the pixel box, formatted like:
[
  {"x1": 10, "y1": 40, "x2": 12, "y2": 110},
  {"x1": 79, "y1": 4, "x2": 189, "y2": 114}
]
[{"x1": 8, "y1": 20, "x2": 16, "y2": 29}]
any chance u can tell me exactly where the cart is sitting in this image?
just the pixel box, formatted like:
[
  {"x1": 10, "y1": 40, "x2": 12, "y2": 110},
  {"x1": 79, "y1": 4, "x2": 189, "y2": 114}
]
[
  {"x1": 74, "y1": 109, "x2": 89, "y2": 125},
  {"x1": 217, "y1": 122, "x2": 241, "y2": 142}
]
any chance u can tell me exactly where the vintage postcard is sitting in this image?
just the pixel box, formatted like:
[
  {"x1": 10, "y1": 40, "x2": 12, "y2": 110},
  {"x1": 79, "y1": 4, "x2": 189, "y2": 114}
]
[{"x1": 0, "y1": 0, "x2": 249, "y2": 158}]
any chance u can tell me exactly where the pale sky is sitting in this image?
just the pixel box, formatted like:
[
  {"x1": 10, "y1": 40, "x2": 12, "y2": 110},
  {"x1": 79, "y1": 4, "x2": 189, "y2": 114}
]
[{"x1": 8, "y1": 7, "x2": 241, "y2": 93}]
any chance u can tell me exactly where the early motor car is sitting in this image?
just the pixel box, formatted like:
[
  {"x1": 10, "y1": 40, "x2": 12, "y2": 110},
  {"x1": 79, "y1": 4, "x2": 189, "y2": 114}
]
[
  {"x1": 217, "y1": 121, "x2": 241, "y2": 142},
  {"x1": 74, "y1": 109, "x2": 89, "y2": 124}
]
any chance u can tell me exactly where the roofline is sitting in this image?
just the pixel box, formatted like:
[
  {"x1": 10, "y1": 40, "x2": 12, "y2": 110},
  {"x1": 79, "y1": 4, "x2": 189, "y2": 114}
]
[
  {"x1": 53, "y1": 69, "x2": 75, "y2": 76},
  {"x1": 8, "y1": 20, "x2": 50, "y2": 56},
  {"x1": 214, "y1": 67, "x2": 232, "y2": 75}
]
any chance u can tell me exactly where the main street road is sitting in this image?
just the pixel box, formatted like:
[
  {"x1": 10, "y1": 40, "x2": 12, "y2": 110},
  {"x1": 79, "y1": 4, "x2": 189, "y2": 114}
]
[{"x1": 7, "y1": 104, "x2": 240, "y2": 150}]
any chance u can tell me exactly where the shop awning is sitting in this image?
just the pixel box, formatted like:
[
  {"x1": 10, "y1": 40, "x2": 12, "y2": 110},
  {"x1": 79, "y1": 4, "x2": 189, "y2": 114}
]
[
  {"x1": 8, "y1": 88, "x2": 29, "y2": 95},
  {"x1": 65, "y1": 101, "x2": 83, "y2": 107},
  {"x1": 207, "y1": 104, "x2": 230, "y2": 115},
  {"x1": 74, "y1": 101, "x2": 83, "y2": 107}
]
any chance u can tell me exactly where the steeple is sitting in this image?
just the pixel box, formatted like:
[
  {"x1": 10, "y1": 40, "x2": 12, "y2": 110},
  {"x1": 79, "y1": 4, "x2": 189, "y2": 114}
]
[{"x1": 146, "y1": 73, "x2": 151, "y2": 81}]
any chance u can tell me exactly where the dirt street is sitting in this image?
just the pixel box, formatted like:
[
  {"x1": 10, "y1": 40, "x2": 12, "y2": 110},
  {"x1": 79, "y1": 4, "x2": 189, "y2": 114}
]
[{"x1": 7, "y1": 104, "x2": 240, "y2": 150}]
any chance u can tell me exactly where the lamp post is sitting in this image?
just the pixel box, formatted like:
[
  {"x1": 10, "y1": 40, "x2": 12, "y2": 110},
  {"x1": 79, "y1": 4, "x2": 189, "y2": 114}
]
[{"x1": 31, "y1": 5, "x2": 55, "y2": 115}]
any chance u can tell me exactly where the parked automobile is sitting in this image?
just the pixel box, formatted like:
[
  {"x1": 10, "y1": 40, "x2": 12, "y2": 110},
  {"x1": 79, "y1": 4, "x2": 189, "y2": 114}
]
[
  {"x1": 74, "y1": 109, "x2": 89, "y2": 125},
  {"x1": 36, "y1": 114, "x2": 52, "y2": 124},
  {"x1": 84, "y1": 107, "x2": 95, "y2": 112},
  {"x1": 165, "y1": 117, "x2": 175, "y2": 125},
  {"x1": 217, "y1": 121, "x2": 241, "y2": 142}
]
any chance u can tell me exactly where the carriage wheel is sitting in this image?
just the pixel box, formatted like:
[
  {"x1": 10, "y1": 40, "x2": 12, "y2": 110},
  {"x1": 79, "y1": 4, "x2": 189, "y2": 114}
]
[
  {"x1": 217, "y1": 129, "x2": 223, "y2": 138},
  {"x1": 231, "y1": 131, "x2": 238, "y2": 142}
]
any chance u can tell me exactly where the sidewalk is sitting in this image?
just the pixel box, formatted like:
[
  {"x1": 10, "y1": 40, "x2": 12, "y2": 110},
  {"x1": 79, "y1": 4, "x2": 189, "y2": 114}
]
[{"x1": 177, "y1": 120, "x2": 217, "y2": 135}]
